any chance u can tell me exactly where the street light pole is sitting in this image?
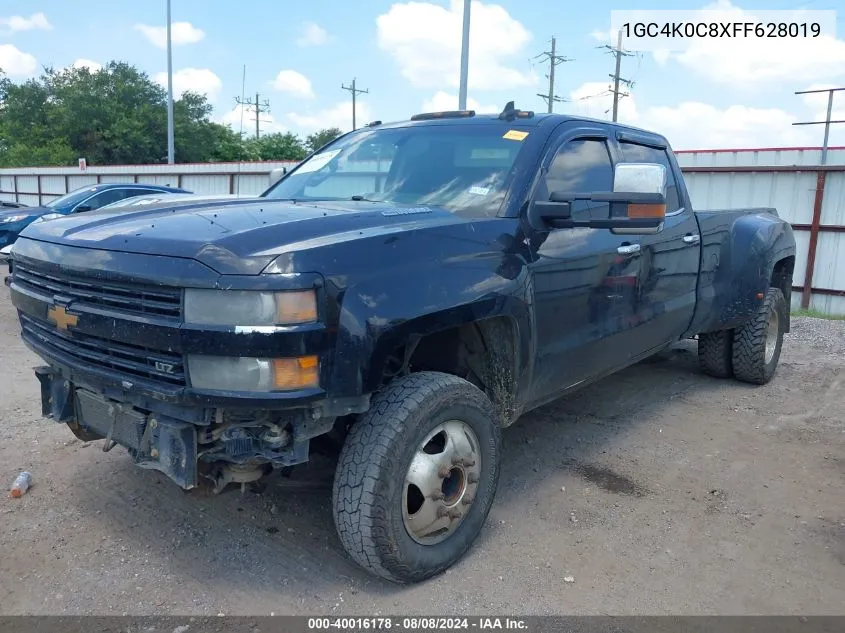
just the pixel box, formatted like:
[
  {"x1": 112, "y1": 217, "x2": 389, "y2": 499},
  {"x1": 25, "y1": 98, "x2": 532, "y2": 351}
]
[
  {"x1": 166, "y1": 0, "x2": 175, "y2": 164},
  {"x1": 458, "y1": 0, "x2": 471, "y2": 110}
]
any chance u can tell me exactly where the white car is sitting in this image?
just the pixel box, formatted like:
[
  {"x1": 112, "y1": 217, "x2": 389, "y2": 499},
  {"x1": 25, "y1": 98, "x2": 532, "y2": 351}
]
[
  {"x1": 0, "y1": 243, "x2": 12, "y2": 264},
  {"x1": 99, "y1": 193, "x2": 255, "y2": 209}
]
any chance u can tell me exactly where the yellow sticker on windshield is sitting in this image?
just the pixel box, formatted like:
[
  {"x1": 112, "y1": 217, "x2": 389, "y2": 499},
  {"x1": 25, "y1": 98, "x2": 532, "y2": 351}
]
[{"x1": 503, "y1": 129, "x2": 529, "y2": 141}]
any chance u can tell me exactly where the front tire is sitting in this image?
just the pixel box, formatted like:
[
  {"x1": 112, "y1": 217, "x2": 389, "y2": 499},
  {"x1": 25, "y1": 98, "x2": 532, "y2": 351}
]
[
  {"x1": 332, "y1": 371, "x2": 501, "y2": 584},
  {"x1": 698, "y1": 330, "x2": 734, "y2": 378},
  {"x1": 731, "y1": 287, "x2": 786, "y2": 385}
]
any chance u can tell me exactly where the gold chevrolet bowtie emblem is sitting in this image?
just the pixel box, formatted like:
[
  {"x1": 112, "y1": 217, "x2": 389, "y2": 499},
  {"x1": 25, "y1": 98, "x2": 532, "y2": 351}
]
[{"x1": 47, "y1": 305, "x2": 79, "y2": 331}]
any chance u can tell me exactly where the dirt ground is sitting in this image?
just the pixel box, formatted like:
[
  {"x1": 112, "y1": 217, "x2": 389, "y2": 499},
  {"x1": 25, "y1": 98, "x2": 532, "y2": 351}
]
[{"x1": 1, "y1": 267, "x2": 843, "y2": 616}]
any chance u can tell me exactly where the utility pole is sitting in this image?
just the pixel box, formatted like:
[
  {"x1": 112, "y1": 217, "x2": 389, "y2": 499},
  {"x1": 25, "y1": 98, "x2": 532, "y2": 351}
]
[
  {"x1": 341, "y1": 78, "x2": 369, "y2": 130},
  {"x1": 235, "y1": 92, "x2": 271, "y2": 139},
  {"x1": 534, "y1": 36, "x2": 573, "y2": 113},
  {"x1": 793, "y1": 87, "x2": 845, "y2": 165},
  {"x1": 458, "y1": 0, "x2": 471, "y2": 110},
  {"x1": 600, "y1": 28, "x2": 634, "y2": 122},
  {"x1": 165, "y1": 0, "x2": 175, "y2": 163}
]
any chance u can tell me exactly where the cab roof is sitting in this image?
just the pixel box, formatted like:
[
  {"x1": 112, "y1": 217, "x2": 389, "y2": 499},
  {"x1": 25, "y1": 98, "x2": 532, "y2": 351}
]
[{"x1": 362, "y1": 101, "x2": 670, "y2": 147}]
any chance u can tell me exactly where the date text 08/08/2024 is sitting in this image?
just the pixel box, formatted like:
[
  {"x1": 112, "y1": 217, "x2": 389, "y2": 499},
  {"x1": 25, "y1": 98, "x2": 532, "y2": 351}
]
[{"x1": 307, "y1": 618, "x2": 528, "y2": 630}]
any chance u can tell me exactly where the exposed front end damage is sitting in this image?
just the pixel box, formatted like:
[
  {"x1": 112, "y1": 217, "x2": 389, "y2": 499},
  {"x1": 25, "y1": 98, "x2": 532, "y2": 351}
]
[{"x1": 35, "y1": 364, "x2": 342, "y2": 492}]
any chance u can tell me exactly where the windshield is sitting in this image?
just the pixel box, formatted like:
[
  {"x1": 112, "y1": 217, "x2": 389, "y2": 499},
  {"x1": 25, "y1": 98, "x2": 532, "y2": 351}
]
[
  {"x1": 45, "y1": 186, "x2": 99, "y2": 209},
  {"x1": 263, "y1": 124, "x2": 530, "y2": 217}
]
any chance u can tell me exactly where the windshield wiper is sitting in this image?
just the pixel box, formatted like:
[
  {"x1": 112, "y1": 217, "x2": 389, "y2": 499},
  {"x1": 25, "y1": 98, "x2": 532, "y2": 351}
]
[{"x1": 350, "y1": 195, "x2": 386, "y2": 202}]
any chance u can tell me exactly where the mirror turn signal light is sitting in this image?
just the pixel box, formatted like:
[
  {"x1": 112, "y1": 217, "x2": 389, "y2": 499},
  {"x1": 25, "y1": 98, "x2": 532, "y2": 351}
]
[{"x1": 627, "y1": 203, "x2": 667, "y2": 219}]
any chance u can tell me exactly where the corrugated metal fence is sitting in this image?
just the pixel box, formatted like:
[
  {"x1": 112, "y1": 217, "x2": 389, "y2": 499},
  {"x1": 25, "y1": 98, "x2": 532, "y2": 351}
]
[
  {"x1": 2, "y1": 147, "x2": 844, "y2": 315},
  {"x1": 0, "y1": 161, "x2": 298, "y2": 206},
  {"x1": 676, "y1": 148, "x2": 845, "y2": 315}
]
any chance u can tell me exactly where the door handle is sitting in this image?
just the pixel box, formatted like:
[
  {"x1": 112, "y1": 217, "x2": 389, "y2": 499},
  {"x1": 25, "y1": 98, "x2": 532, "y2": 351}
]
[
  {"x1": 682, "y1": 234, "x2": 701, "y2": 245},
  {"x1": 617, "y1": 243, "x2": 641, "y2": 255}
]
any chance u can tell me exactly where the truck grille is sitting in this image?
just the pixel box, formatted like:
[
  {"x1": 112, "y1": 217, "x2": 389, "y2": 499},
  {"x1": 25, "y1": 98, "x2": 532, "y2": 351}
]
[
  {"x1": 13, "y1": 263, "x2": 182, "y2": 319},
  {"x1": 21, "y1": 314, "x2": 186, "y2": 386}
]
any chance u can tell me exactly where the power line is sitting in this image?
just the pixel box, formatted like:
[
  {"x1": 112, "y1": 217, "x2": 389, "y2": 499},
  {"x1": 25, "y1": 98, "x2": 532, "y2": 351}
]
[
  {"x1": 341, "y1": 78, "x2": 369, "y2": 131},
  {"x1": 234, "y1": 92, "x2": 271, "y2": 139},
  {"x1": 793, "y1": 86, "x2": 845, "y2": 165},
  {"x1": 533, "y1": 36, "x2": 573, "y2": 113},
  {"x1": 598, "y1": 29, "x2": 635, "y2": 122}
]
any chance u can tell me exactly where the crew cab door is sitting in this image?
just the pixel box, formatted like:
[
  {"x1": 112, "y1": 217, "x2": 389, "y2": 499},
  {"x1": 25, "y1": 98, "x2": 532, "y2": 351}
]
[
  {"x1": 612, "y1": 134, "x2": 701, "y2": 350},
  {"x1": 525, "y1": 125, "x2": 650, "y2": 403}
]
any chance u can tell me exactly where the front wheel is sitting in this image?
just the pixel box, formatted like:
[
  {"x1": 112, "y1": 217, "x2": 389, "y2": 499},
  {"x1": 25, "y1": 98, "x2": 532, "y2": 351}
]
[
  {"x1": 731, "y1": 287, "x2": 787, "y2": 385},
  {"x1": 332, "y1": 371, "x2": 501, "y2": 584}
]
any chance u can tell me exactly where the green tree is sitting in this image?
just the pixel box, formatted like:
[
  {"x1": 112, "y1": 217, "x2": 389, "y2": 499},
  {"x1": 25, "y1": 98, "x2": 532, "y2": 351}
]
[
  {"x1": 2, "y1": 139, "x2": 77, "y2": 167},
  {"x1": 248, "y1": 132, "x2": 308, "y2": 161},
  {"x1": 208, "y1": 126, "x2": 258, "y2": 162},
  {"x1": 305, "y1": 127, "x2": 343, "y2": 153},
  {"x1": 0, "y1": 62, "x2": 252, "y2": 167}
]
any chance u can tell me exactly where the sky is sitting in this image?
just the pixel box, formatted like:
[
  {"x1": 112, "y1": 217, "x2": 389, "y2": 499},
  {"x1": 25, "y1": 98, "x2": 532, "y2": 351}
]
[{"x1": 1, "y1": 0, "x2": 845, "y2": 150}]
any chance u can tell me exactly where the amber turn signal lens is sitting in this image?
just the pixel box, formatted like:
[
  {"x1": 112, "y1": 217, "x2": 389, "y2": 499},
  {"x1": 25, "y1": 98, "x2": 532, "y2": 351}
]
[
  {"x1": 275, "y1": 291, "x2": 317, "y2": 324},
  {"x1": 627, "y1": 203, "x2": 667, "y2": 219},
  {"x1": 272, "y1": 356, "x2": 319, "y2": 390}
]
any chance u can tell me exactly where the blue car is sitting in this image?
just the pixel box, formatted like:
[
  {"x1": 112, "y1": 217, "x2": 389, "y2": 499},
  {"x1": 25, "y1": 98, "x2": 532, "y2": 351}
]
[{"x1": 0, "y1": 183, "x2": 190, "y2": 250}]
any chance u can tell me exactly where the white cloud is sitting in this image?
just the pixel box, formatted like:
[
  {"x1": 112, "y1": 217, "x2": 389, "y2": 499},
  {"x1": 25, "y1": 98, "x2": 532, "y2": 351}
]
[
  {"x1": 566, "y1": 81, "x2": 638, "y2": 122},
  {"x1": 565, "y1": 81, "x2": 829, "y2": 150},
  {"x1": 287, "y1": 101, "x2": 373, "y2": 134},
  {"x1": 0, "y1": 44, "x2": 37, "y2": 76},
  {"x1": 296, "y1": 22, "x2": 329, "y2": 47},
  {"x1": 422, "y1": 91, "x2": 498, "y2": 114},
  {"x1": 220, "y1": 103, "x2": 286, "y2": 137},
  {"x1": 0, "y1": 12, "x2": 52, "y2": 33},
  {"x1": 154, "y1": 68, "x2": 222, "y2": 100},
  {"x1": 134, "y1": 22, "x2": 205, "y2": 49},
  {"x1": 799, "y1": 84, "x2": 845, "y2": 124},
  {"x1": 71, "y1": 58, "x2": 102, "y2": 72},
  {"x1": 272, "y1": 70, "x2": 315, "y2": 98},
  {"x1": 376, "y1": 0, "x2": 534, "y2": 90},
  {"x1": 652, "y1": 0, "x2": 845, "y2": 87},
  {"x1": 638, "y1": 103, "x2": 818, "y2": 150}
]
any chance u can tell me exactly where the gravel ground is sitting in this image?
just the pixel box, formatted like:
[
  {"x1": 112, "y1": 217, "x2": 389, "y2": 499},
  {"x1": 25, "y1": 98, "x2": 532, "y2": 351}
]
[{"x1": 1, "y1": 267, "x2": 843, "y2": 615}]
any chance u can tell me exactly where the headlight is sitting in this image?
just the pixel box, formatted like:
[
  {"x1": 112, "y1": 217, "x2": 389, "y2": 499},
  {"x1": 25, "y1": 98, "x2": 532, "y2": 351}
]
[
  {"x1": 31, "y1": 213, "x2": 64, "y2": 224},
  {"x1": 184, "y1": 289, "x2": 317, "y2": 325},
  {"x1": 187, "y1": 355, "x2": 319, "y2": 391},
  {"x1": 1, "y1": 214, "x2": 30, "y2": 223}
]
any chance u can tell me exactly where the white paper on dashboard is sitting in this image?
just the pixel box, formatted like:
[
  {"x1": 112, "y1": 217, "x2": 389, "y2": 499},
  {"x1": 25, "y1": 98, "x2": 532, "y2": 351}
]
[{"x1": 295, "y1": 149, "x2": 342, "y2": 174}]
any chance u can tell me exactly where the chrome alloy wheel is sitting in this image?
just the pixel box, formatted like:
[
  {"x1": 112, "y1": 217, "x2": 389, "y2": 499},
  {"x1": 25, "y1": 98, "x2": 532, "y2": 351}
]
[
  {"x1": 402, "y1": 420, "x2": 482, "y2": 545},
  {"x1": 765, "y1": 307, "x2": 779, "y2": 364}
]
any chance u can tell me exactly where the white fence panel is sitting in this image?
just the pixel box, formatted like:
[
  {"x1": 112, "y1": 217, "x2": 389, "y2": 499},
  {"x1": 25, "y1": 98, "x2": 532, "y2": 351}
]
[
  {"x1": 683, "y1": 172, "x2": 818, "y2": 225},
  {"x1": 181, "y1": 175, "x2": 229, "y2": 195},
  {"x1": 234, "y1": 175, "x2": 272, "y2": 196},
  {"x1": 677, "y1": 147, "x2": 845, "y2": 167},
  {"x1": 67, "y1": 175, "x2": 98, "y2": 191}
]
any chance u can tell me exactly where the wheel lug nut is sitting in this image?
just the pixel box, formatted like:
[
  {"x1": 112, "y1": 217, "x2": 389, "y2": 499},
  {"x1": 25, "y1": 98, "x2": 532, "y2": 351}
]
[
  {"x1": 462, "y1": 495, "x2": 474, "y2": 506},
  {"x1": 438, "y1": 467, "x2": 451, "y2": 478},
  {"x1": 430, "y1": 490, "x2": 444, "y2": 500},
  {"x1": 437, "y1": 506, "x2": 449, "y2": 518},
  {"x1": 448, "y1": 509, "x2": 462, "y2": 520},
  {"x1": 463, "y1": 459, "x2": 476, "y2": 467},
  {"x1": 467, "y1": 473, "x2": 479, "y2": 484}
]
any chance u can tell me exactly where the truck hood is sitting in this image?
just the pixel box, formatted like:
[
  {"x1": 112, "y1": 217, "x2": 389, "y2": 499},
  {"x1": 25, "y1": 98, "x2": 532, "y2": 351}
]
[{"x1": 17, "y1": 198, "x2": 467, "y2": 274}]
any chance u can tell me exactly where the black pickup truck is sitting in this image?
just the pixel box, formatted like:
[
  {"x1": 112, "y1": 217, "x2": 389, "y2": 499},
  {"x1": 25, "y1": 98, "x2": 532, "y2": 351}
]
[{"x1": 5, "y1": 102, "x2": 795, "y2": 584}]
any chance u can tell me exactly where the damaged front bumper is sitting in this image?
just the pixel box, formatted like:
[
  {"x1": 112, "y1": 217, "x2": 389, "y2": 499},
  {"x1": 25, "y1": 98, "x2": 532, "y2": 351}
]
[
  {"x1": 38, "y1": 366, "x2": 199, "y2": 488},
  {"x1": 35, "y1": 365, "x2": 367, "y2": 491}
]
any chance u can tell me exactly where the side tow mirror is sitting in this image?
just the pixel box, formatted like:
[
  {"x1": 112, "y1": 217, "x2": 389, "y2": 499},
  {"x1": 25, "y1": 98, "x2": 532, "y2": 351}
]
[{"x1": 530, "y1": 162, "x2": 668, "y2": 235}]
